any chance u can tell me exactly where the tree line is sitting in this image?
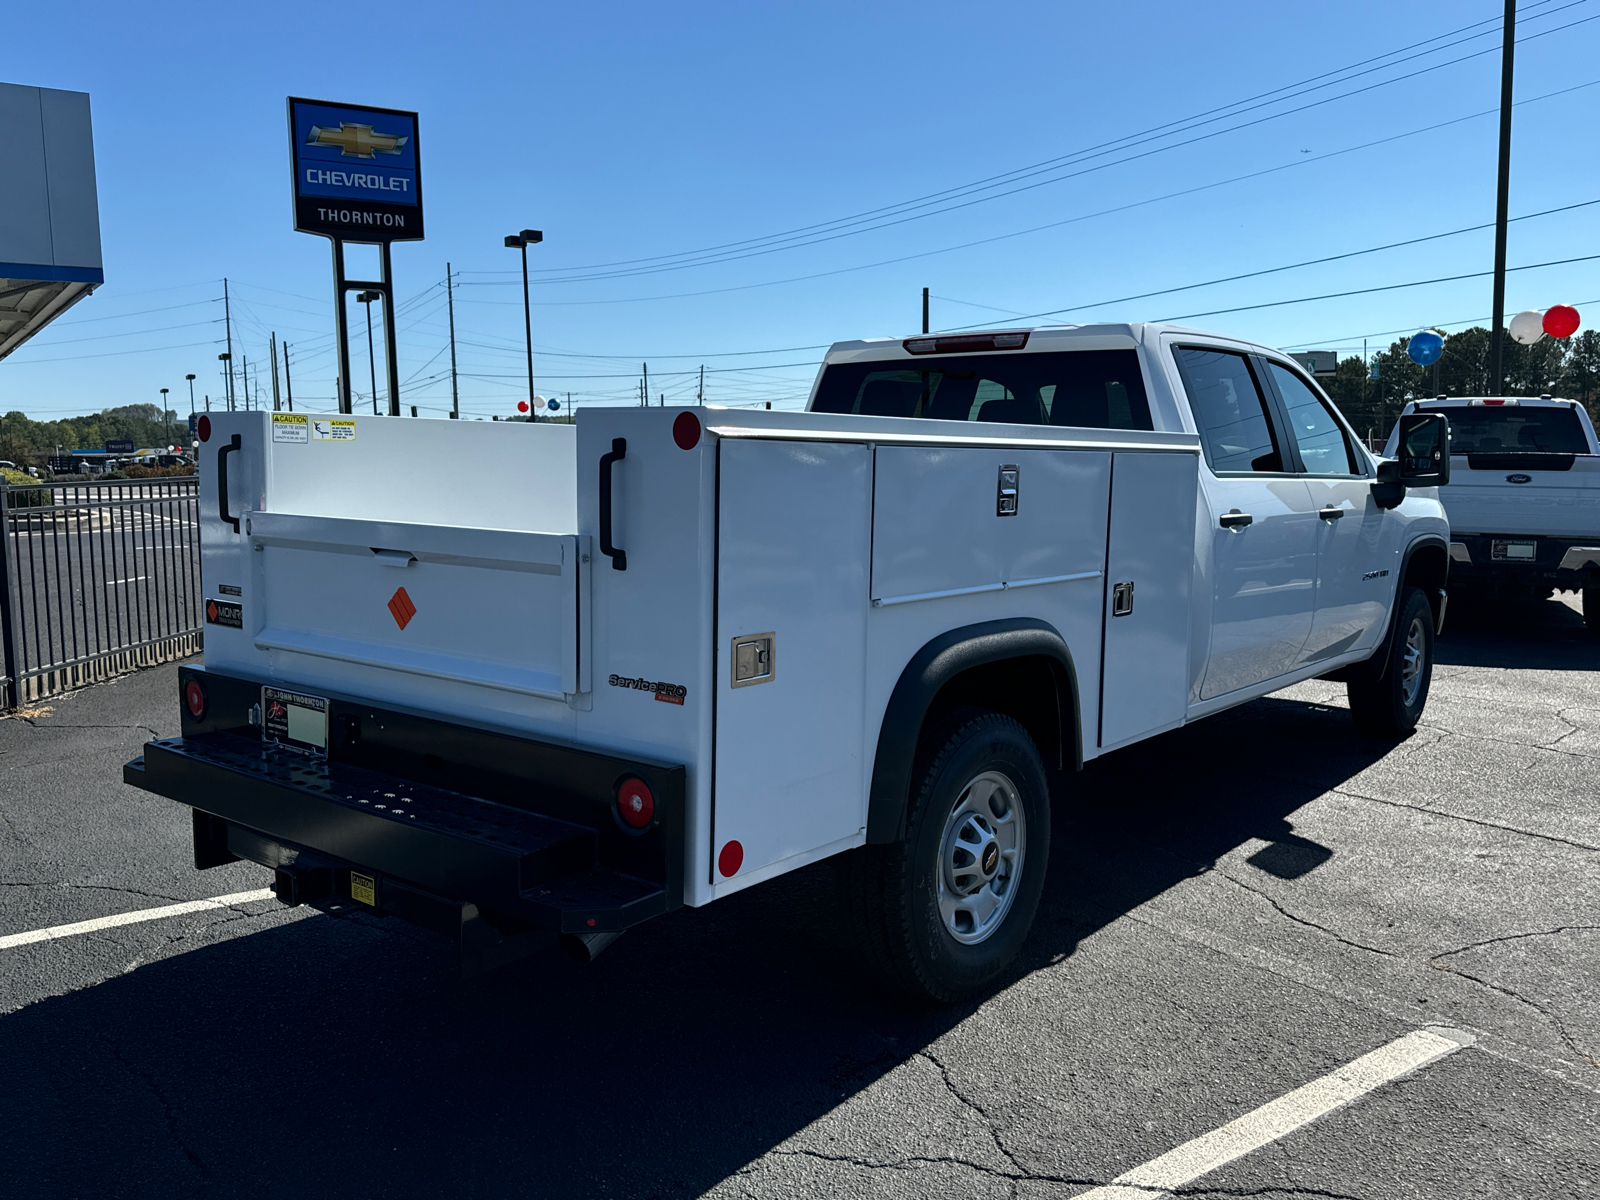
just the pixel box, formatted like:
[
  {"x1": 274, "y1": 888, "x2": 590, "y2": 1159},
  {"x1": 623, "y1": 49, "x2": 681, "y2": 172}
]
[
  {"x1": 0, "y1": 404, "x2": 183, "y2": 466},
  {"x1": 1318, "y1": 327, "x2": 1600, "y2": 443}
]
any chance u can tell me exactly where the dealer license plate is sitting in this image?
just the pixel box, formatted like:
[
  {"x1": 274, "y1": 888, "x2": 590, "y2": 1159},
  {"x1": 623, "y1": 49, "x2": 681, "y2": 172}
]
[
  {"x1": 261, "y1": 687, "x2": 329, "y2": 756},
  {"x1": 1491, "y1": 540, "x2": 1537, "y2": 561}
]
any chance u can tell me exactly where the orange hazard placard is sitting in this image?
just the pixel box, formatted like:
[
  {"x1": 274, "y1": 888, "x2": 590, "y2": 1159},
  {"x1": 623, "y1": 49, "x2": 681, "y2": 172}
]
[{"x1": 387, "y1": 587, "x2": 416, "y2": 630}]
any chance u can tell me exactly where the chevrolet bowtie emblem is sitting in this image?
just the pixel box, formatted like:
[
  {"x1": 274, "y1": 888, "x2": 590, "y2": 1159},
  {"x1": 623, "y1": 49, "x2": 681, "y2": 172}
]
[{"x1": 305, "y1": 122, "x2": 408, "y2": 158}]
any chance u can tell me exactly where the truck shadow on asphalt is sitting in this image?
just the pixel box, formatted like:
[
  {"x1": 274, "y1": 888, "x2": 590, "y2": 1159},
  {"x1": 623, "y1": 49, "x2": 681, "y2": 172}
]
[
  {"x1": 0, "y1": 698, "x2": 1404, "y2": 1200},
  {"x1": 12, "y1": 601, "x2": 1584, "y2": 1198},
  {"x1": 1435, "y1": 593, "x2": 1599, "y2": 671}
]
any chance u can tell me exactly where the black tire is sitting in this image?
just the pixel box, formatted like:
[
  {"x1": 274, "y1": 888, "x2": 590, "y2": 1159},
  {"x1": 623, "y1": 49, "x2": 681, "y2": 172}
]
[
  {"x1": 837, "y1": 711, "x2": 1050, "y2": 1003},
  {"x1": 1584, "y1": 587, "x2": 1600, "y2": 634},
  {"x1": 1347, "y1": 585, "x2": 1434, "y2": 737}
]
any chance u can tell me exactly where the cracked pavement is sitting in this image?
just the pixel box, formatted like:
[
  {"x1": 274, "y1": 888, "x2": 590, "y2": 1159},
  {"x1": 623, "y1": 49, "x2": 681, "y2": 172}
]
[{"x1": 1, "y1": 594, "x2": 1598, "y2": 1198}]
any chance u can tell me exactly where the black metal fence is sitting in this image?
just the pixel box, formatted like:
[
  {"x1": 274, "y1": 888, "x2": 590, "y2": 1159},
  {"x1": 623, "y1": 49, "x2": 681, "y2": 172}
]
[{"x1": 0, "y1": 477, "x2": 202, "y2": 708}]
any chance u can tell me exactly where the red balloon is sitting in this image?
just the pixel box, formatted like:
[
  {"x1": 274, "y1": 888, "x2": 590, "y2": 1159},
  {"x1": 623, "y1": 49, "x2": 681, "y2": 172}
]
[
  {"x1": 1543, "y1": 304, "x2": 1580, "y2": 338},
  {"x1": 516, "y1": 400, "x2": 530, "y2": 413}
]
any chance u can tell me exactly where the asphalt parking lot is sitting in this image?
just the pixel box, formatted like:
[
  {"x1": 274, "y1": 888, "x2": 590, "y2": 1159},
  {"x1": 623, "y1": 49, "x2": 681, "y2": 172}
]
[{"x1": 1, "y1": 594, "x2": 1596, "y2": 1199}]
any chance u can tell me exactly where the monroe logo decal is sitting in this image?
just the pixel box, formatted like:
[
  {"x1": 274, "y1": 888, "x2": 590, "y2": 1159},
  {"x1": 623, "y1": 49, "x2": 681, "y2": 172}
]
[{"x1": 609, "y1": 674, "x2": 688, "y2": 705}]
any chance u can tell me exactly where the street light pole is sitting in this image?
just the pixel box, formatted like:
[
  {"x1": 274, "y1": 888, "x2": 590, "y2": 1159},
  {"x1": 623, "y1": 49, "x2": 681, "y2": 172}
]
[
  {"x1": 504, "y1": 229, "x2": 543, "y2": 419},
  {"x1": 358, "y1": 290, "x2": 381, "y2": 415},
  {"x1": 160, "y1": 388, "x2": 171, "y2": 447}
]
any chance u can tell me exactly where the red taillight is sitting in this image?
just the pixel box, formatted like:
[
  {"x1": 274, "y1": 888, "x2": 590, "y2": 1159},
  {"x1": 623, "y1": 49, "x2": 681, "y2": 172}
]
[
  {"x1": 184, "y1": 678, "x2": 206, "y2": 720},
  {"x1": 615, "y1": 777, "x2": 654, "y2": 830},
  {"x1": 718, "y1": 840, "x2": 744, "y2": 878},
  {"x1": 197, "y1": 415, "x2": 211, "y2": 442},
  {"x1": 903, "y1": 330, "x2": 1030, "y2": 356},
  {"x1": 673, "y1": 410, "x2": 701, "y2": 450}
]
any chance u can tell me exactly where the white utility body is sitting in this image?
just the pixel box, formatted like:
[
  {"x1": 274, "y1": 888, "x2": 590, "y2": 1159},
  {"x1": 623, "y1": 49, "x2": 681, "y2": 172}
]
[
  {"x1": 1385, "y1": 396, "x2": 1600, "y2": 626},
  {"x1": 127, "y1": 323, "x2": 1453, "y2": 996}
]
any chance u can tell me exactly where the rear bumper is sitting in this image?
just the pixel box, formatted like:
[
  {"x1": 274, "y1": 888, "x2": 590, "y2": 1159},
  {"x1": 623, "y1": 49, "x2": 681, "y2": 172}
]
[
  {"x1": 125, "y1": 667, "x2": 684, "y2": 946},
  {"x1": 1446, "y1": 534, "x2": 1600, "y2": 594}
]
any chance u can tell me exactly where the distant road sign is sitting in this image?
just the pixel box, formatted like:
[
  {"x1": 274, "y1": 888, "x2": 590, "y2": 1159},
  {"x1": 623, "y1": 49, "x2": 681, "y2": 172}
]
[
  {"x1": 288, "y1": 97, "x2": 422, "y2": 242},
  {"x1": 104, "y1": 439, "x2": 134, "y2": 454},
  {"x1": 1289, "y1": 350, "x2": 1338, "y2": 377}
]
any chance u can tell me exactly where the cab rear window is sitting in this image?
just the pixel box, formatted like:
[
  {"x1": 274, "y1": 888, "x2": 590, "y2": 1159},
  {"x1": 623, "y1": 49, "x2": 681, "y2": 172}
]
[
  {"x1": 1439, "y1": 406, "x2": 1589, "y2": 454},
  {"x1": 810, "y1": 349, "x2": 1154, "y2": 431}
]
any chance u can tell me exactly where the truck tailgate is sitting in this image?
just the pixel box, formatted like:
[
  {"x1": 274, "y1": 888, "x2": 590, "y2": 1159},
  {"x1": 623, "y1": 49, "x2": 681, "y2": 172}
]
[
  {"x1": 1443, "y1": 454, "x2": 1600, "y2": 536},
  {"x1": 248, "y1": 510, "x2": 590, "y2": 700}
]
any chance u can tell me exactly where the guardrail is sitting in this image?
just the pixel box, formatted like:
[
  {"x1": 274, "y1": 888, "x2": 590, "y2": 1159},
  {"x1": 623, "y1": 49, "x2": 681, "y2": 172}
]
[{"x1": 0, "y1": 477, "x2": 201, "y2": 708}]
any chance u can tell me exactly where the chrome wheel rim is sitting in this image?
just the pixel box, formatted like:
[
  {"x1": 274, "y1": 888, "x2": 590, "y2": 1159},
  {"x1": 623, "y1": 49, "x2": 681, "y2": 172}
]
[
  {"x1": 1400, "y1": 615, "x2": 1427, "y2": 708},
  {"x1": 936, "y1": 770, "x2": 1025, "y2": 945}
]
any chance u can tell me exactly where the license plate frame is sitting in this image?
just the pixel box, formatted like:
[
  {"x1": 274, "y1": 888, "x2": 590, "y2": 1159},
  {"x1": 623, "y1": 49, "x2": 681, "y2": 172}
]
[
  {"x1": 261, "y1": 686, "x2": 330, "y2": 757},
  {"x1": 1490, "y1": 539, "x2": 1537, "y2": 562}
]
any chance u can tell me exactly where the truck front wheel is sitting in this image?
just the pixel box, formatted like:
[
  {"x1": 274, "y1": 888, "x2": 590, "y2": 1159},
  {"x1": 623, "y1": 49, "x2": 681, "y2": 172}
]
[
  {"x1": 838, "y1": 712, "x2": 1050, "y2": 1002},
  {"x1": 1347, "y1": 586, "x2": 1434, "y2": 737}
]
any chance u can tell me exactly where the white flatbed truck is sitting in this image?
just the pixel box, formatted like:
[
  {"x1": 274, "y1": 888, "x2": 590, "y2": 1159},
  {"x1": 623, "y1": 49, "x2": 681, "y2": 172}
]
[{"x1": 126, "y1": 323, "x2": 1452, "y2": 999}]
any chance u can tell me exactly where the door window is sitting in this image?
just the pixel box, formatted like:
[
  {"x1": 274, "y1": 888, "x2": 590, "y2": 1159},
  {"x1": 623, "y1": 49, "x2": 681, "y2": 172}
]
[
  {"x1": 1174, "y1": 347, "x2": 1284, "y2": 473},
  {"x1": 1266, "y1": 362, "x2": 1360, "y2": 475}
]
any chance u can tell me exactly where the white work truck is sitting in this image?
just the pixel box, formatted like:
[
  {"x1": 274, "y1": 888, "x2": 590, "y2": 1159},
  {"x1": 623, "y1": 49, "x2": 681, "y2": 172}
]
[
  {"x1": 1384, "y1": 396, "x2": 1600, "y2": 629},
  {"x1": 126, "y1": 324, "x2": 1452, "y2": 999}
]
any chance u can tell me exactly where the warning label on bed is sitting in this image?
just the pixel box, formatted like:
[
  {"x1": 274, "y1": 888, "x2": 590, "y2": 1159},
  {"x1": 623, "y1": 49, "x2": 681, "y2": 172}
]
[
  {"x1": 312, "y1": 418, "x2": 357, "y2": 442},
  {"x1": 271, "y1": 413, "x2": 308, "y2": 443}
]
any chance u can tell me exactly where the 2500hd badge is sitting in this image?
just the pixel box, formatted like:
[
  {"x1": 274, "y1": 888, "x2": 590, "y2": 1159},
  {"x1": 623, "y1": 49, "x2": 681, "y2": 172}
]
[{"x1": 609, "y1": 674, "x2": 688, "y2": 705}]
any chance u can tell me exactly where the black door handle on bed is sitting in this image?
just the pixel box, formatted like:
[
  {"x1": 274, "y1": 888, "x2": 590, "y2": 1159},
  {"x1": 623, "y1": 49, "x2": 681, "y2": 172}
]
[
  {"x1": 599, "y1": 437, "x2": 627, "y2": 571},
  {"x1": 217, "y1": 434, "x2": 242, "y2": 533}
]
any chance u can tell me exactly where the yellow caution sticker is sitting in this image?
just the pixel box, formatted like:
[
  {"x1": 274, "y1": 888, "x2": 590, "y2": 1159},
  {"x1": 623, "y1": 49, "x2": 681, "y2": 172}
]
[
  {"x1": 349, "y1": 871, "x2": 376, "y2": 906},
  {"x1": 312, "y1": 417, "x2": 357, "y2": 442},
  {"x1": 271, "y1": 412, "x2": 308, "y2": 443}
]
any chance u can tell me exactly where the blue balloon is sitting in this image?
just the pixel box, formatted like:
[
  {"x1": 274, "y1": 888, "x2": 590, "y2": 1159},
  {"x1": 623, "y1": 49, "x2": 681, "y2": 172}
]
[
  {"x1": 1407, "y1": 331, "x2": 1444, "y2": 366},
  {"x1": 547, "y1": 398, "x2": 560, "y2": 411}
]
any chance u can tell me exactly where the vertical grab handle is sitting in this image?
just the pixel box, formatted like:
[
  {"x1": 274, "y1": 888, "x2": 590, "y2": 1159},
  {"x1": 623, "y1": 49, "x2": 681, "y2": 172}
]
[
  {"x1": 599, "y1": 437, "x2": 627, "y2": 571},
  {"x1": 217, "y1": 434, "x2": 242, "y2": 533}
]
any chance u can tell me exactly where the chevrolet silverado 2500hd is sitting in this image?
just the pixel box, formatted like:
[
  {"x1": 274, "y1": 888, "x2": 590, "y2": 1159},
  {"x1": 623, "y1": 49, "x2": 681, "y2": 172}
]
[{"x1": 125, "y1": 323, "x2": 1451, "y2": 999}]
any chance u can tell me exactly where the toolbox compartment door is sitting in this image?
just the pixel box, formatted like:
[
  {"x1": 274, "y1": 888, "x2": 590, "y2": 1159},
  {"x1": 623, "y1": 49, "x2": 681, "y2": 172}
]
[{"x1": 247, "y1": 511, "x2": 589, "y2": 700}]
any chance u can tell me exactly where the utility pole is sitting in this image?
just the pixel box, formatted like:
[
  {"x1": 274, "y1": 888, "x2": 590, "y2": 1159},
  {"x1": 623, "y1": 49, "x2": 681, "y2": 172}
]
[
  {"x1": 446, "y1": 262, "x2": 460, "y2": 419},
  {"x1": 1488, "y1": 0, "x2": 1516, "y2": 395},
  {"x1": 270, "y1": 333, "x2": 281, "y2": 410},
  {"x1": 358, "y1": 291, "x2": 381, "y2": 415},
  {"x1": 282, "y1": 343, "x2": 293, "y2": 412},
  {"x1": 922, "y1": 287, "x2": 929, "y2": 334},
  {"x1": 242, "y1": 353, "x2": 250, "y2": 411},
  {"x1": 642, "y1": 363, "x2": 650, "y2": 408},
  {"x1": 223, "y1": 278, "x2": 236, "y2": 411},
  {"x1": 698, "y1": 364, "x2": 704, "y2": 402}
]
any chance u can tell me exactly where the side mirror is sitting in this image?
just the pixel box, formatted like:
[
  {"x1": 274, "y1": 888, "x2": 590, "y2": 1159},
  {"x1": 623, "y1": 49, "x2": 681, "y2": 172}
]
[{"x1": 1394, "y1": 412, "x2": 1451, "y2": 487}]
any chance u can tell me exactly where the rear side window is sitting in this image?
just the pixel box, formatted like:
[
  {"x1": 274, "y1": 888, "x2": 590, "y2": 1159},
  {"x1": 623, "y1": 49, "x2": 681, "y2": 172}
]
[
  {"x1": 1173, "y1": 346, "x2": 1284, "y2": 473},
  {"x1": 1435, "y1": 406, "x2": 1589, "y2": 454},
  {"x1": 1265, "y1": 362, "x2": 1360, "y2": 475},
  {"x1": 810, "y1": 349, "x2": 1153, "y2": 431}
]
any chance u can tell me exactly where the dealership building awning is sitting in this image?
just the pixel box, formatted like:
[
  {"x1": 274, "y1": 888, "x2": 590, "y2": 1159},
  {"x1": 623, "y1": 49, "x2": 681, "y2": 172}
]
[{"x1": 0, "y1": 82, "x2": 103, "y2": 362}]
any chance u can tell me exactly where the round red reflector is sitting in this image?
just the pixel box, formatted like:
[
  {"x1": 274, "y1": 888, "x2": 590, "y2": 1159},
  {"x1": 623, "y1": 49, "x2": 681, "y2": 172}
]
[
  {"x1": 184, "y1": 678, "x2": 206, "y2": 720},
  {"x1": 673, "y1": 411, "x2": 701, "y2": 451},
  {"x1": 616, "y1": 777, "x2": 655, "y2": 829},
  {"x1": 197, "y1": 414, "x2": 211, "y2": 442},
  {"x1": 718, "y1": 840, "x2": 744, "y2": 877}
]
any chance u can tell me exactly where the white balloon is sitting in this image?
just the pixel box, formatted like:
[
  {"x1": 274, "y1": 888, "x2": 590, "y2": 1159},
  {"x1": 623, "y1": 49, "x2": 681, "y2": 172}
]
[
  {"x1": 1509, "y1": 309, "x2": 1546, "y2": 345},
  {"x1": 533, "y1": 395, "x2": 548, "y2": 409}
]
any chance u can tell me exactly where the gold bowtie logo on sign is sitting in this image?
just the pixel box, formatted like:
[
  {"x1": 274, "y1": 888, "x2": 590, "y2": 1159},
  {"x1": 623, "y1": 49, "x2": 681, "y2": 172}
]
[{"x1": 305, "y1": 122, "x2": 408, "y2": 158}]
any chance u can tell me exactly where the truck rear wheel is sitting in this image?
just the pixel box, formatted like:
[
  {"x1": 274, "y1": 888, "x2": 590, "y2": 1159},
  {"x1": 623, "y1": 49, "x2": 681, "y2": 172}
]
[
  {"x1": 1347, "y1": 586, "x2": 1434, "y2": 737},
  {"x1": 838, "y1": 711, "x2": 1050, "y2": 1002},
  {"x1": 1584, "y1": 587, "x2": 1600, "y2": 634}
]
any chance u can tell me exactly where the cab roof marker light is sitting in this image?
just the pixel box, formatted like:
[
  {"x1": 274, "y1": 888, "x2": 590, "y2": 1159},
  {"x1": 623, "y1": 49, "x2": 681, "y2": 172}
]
[{"x1": 903, "y1": 331, "x2": 1031, "y2": 356}]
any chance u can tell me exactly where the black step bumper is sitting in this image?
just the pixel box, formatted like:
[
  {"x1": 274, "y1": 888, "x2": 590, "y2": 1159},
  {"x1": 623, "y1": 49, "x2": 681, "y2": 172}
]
[
  {"x1": 1448, "y1": 534, "x2": 1600, "y2": 595},
  {"x1": 125, "y1": 667, "x2": 685, "y2": 951}
]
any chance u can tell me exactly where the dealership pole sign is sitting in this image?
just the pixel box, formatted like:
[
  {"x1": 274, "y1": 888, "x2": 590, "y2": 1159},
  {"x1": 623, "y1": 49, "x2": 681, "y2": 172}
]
[{"x1": 288, "y1": 98, "x2": 422, "y2": 415}]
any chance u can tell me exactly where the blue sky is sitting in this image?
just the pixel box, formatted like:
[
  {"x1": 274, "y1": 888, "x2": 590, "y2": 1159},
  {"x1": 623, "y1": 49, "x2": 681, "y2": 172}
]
[{"x1": 3, "y1": 0, "x2": 1598, "y2": 419}]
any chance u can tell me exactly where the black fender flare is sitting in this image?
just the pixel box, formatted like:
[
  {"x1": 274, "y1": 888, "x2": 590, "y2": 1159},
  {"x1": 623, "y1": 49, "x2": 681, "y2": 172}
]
[
  {"x1": 1369, "y1": 534, "x2": 1450, "y2": 678},
  {"x1": 865, "y1": 618, "x2": 1080, "y2": 844}
]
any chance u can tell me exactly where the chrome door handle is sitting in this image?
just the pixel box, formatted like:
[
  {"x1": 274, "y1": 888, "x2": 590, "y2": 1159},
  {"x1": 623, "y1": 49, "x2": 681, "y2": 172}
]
[
  {"x1": 1318, "y1": 506, "x2": 1345, "y2": 521},
  {"x1": 1219, "y1": 510, "x2": 1253, "y2": 529}
]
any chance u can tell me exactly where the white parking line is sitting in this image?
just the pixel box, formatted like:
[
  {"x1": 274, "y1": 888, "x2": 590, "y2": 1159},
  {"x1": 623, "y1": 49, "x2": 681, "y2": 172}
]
[
  {"x1": 0, "y1": 888, "x2": 275, "y2": 951},
  {"x1": 1076, "y1": 1028, "x2": 1471, "y2": 1199}
]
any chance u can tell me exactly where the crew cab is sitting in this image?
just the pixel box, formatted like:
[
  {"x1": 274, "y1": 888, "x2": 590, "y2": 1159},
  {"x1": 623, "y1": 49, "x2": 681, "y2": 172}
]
[
  {"x1": 124, "y1": 323, "x2": 1450, "y2": 1000},
  {"x1": 1385, "y1": 396, "x2": 1600, "y2": 629}
]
